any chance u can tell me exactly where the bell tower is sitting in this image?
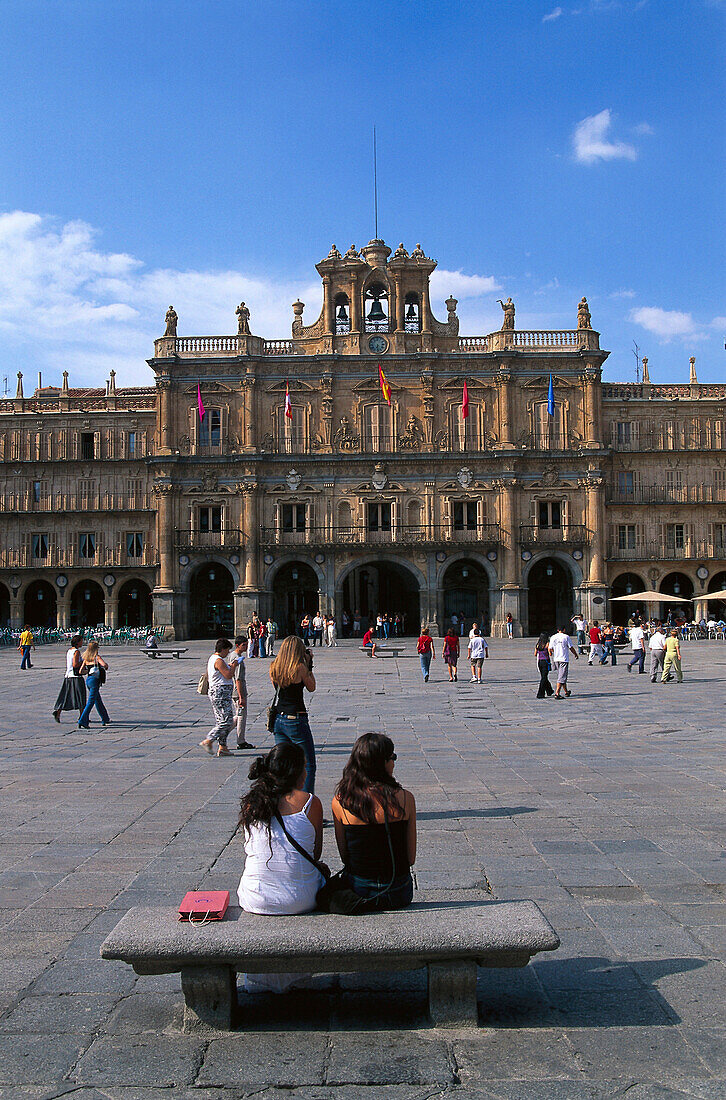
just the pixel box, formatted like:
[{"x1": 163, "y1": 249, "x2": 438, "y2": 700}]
[{"x1": 290, "y1": 239, "x2": 459, "y2": 355}]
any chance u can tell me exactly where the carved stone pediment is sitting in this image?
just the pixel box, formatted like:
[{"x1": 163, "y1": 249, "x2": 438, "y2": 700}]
[
  {"x1": 439, "y1": 377, "x2": 490, "y2": 391},
  {"x1": 353, "y1": 376, "x2": 401, "y2": 395},
  {"x1": 184, "y1": 382, "x2": 233, "y2": 394},
  {"x1": 522, "y1": 375, "x2": 572, "y2": 390},
  {"x1": 266, "y1": 379, "x2": 315, "y2": 393}
]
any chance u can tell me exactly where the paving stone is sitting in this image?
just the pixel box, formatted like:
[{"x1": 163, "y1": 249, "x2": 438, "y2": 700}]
[
  {"x1": 326, "y1": 1032, "x2": 454, "y2": 1085},
  {"x1": 453, "y1": 1029, "x2": 581, "y2": 1082},
  {"x1": 73, "y1": 1034, "x2": 205, "y2": 1086},
  {"x1": 565, "y1": 1027, "x2": 711, "y2": 1083},
  {"x1": 0, "y1": 992, "x2": 119, "y2": 1033},
  {"x1": 0, "y1": 1032, "x2": 88, "y2": 1084},
  {"x1": 197, "y1": 1033, "x2": 328, "y2": 1087}
]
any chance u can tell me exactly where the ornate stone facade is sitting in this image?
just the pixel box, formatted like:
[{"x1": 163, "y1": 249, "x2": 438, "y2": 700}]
[{"x1": 1, "y1": 240, "x2": 724, "y2": 637}]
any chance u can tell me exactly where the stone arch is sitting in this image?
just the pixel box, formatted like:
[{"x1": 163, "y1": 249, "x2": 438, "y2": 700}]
[
  {"x1": 188, "y1": 560, "x2": 236, "y2": 638},
  {"x1": 117, "y1": 578, "x2": 153, "y2": 628},
  {"x1": 268, "y1": 559, "x2": 321, "y2": 638},
  {"x1": 70, "y1": 580, "x2": 105, "y2": 630},
  {"x1": 336, "y1": 555, "x2": 424, "y2": 636},
  {"x1": 264, "y1": 554, "x2": 325, "y2": 592},
  {"x1": 23, "y1": 579, "x2": 57, "y2": 628},
  {"x1": 521, "y1": 550, "x2": 584, "y2": 589},
  {"x1": 522, "y1": 553, "x2": 582, "y2": 637},
  {"x1": 179, "y1": 555, "x2": 241, "y2": 593},
  {"x1": 439, "y1": 556, "x2": 492, "y2": 634},
  {"x1": 610, "y1": 572, "x2": 647, "y2": 625},
  {"x1": 0, "y1": 581, "x2": 9, "y2": 628},
  {"x1": 435, "y1": 551, "x2": 499, "y2": 591}
]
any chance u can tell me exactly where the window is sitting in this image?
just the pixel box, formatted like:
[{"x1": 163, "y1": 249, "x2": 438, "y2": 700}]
[
  {"x1": 617, "y1": 471, "x2": 635, "y2": 496},
  {"x1": 404, "y1": 293, "x2": 421, "y2": 333},
  {"x1": 198, "y1": 506, "x2": 222, "y2": 533},
  {"x1": 453, "y1": 501, "x2": 477, "y2": 531},
  {"x1": 128, "y1": 431, "x2": 137, "y2": 458},
  {"x1": 616, "y1": 422, "x2": 632, "y2": 445},
  {"x1": 367, "y1": 503, "x2": 392, "y2": 532},
  {"x1": 32, "y1": 480, "x2": 44, "y2": 503},
  {"x1": 451, "y1": 404, "x2": 478, "y2": 452},
  {"x1": 364, "y1": 405, "x2": 392, "y2": 452},
  {"x1": 538, "y1": 501, "x2": 561, "y2": 528},
  {"x1": 714, "y1": 470, "x2": 726, "y2": 492},
  {"x1": 666, "y1": 524, "x2": 685, "y2": 550},
  {"x1": 78, "y1": 479, "x2": 95, "y2": 505},
  {"x1": 714, "y1": 523, "x2": 726, "y2": 551},
  {"x1": 281, "y1": 503, "x2": 307, "y2": 533},
  {"x1": 126, "y1": 533, "x2": 144, "y2": 558},
  {"x1": 79, "y1": 533, "x2": 96, "y2": 558},
  {"x1": 127, "y1": 478, "x2": 143, "y2": 499},
  {"x1": 618, "y1": 525, "x2": 636, "y2": 550},
  {"x1": 278, "y1": 405, "x2": 305, "y2": 454},
  {"x1": 534, "y1": 403, "x2": 564, "y2": 448},
  {"x1": 81, "y1": 432, "x2": 95, "y2": 460},
  {"x1": 198, "y1": 408, "x2": 221, "y2": 448},
  {"x1": 32, "y1": 533, "x2": 49, "y2": 559},
  {"x1": 665, "y1": 470, "x2": 683, "y2": 493}
]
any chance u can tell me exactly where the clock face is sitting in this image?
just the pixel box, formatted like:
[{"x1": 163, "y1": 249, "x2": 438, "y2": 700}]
[{"x1": 368, "y1": 335, "x2": 388, "y2": 354}]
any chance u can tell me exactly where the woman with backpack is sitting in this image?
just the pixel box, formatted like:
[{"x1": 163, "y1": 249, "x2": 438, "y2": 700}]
[{"x1": 416, "y1": 626, "x2": 435, "y2": 682}]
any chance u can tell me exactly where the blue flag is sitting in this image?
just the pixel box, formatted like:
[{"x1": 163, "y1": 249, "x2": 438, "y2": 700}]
[{"x1": 547, "y1": 373, "x2": 555, "y2": 416}]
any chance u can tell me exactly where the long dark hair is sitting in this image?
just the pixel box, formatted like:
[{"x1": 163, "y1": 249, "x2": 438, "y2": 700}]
[
  {"x1": 238, "y1": 743, "x2": 306, "y2": 836},
  {"x1": 536, "y1": 632, "x2": 550, "y2": 650},
  {"x1": 335, "y1": 733, "x2": 402, "y2": 825}
]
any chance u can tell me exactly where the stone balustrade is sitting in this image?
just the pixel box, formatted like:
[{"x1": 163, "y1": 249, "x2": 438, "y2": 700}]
[{"x1": 0, "y1": 544, "x2": 158, "y2": 569}]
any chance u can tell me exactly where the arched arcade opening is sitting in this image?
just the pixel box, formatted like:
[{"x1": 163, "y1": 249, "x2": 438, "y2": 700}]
[
  {"x1": 23, "y1": 580, "x2": 57, "y2": 628},
  {"x1": 118, "y1": 579, "x2": 153, "y2": 628},
  {"x1": 0, "y1": 582, "x2": 9, "y2": 628},
  {"x1": 526, "y1": 557, "x2": 575, "y2": 637},
  {"x1": 441, "y1": 559, "x2": 490, "y2": 633},
  {"x1": 272, "y1": 561, "x2": 320, "y2": 638},
  {"x1": 659, "y1": 572, "x2": 694, "y2": 622},
  {"x1": 70, "y1": 581, "x2": 105, "y2": 629},
  {"x1": 190, "y1": 563, "x2": 234, "y2": 638},
  {"x1": 341, "y1": 560, "x2": 420, "y2": 635},
  {"x1": 707, "y1": 572, "x2": 726, "y2": 619},
  {"x1": 609, "y1": 573, "x2": 646, "y2": 625}
]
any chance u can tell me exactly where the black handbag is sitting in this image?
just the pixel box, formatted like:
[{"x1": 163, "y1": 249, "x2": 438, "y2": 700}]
[{"x1": 266, "y1": 686, "x2": 279, "y2": 733}]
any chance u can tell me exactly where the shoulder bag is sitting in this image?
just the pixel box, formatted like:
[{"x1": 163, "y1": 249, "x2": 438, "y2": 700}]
[
  {"x1": 266, "y1": 685, "x2": 280, "y2": 732},
  {"x1": 197, "y1": 670, "x2": 209, "y2": 695}
]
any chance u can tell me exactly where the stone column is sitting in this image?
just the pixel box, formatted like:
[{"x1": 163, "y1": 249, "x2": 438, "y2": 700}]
[
  {"x1": 152, "y1": 483, "x2": 176, "y2": 636},
  {"x1": 393, "y1": 272, "x2": 405, "y2": 332},
  {"x1": 106, "y1": 595, "x2": 118, "y2": 629},
  {"x1": 9, "y1": 590, "x2": 22, "y2": 629},
  {"x1": 242, "y1": 375, "x2": 257, "y2": 453},
  {"x1": 583, "y1": 367, "x2": 602, "y2": 447},
  {"x1": 157, "y1": 379, "x2": 172, "y2": 454},
  {"x1": 583, "y1": 476, "x2": 605, "y2": 585},
  {"x1": 57, "y1": 592, "x2": 70, "y2": 630},
  {"x1": 496, "y1": 367, "x2": 514, "y2": 448},
  {"x1": 349, "y1": 278, "x2": 360, "y2": 333},
  {"x1": 238, "y1": 484, "x2": 261, "y2": 623},
  {"x1": 322, "y1": 275, "x2": 333, "y2": 335},
  {"x1": 494, "y1": 477, "x2": 522, "y2": 636}
]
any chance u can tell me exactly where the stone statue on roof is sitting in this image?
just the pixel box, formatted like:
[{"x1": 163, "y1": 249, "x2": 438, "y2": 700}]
[
  {"x1": 236, "y1": 302, "x2": 251, "y2": 336},
  {"x1": 411, "y1": 243, "x2": 426, "y2": 260},
  {"x1": 328, "y1": 244, "x2": 342, "y2": 259},
  {"x1": 577, "y1": 297, "x2": 592, "y2": 329},
  {"x1": 497, "y1": 297, "x2": 515, "y2": 331},
  {"x1": 164, "y1": 306, "x2": 178, "y2": 337}
]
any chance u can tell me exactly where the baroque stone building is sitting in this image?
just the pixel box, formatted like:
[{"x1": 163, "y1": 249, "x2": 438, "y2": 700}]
[{"x1": 1, "y1": 239, "x2": 725, "y2": 637}]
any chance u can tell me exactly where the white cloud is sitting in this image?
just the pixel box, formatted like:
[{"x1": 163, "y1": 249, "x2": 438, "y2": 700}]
[
  {"x1": 542, "y1": 7, "x2": 563, "y2": 21},
  {"x1": 572, "y1": 109, "x2": 638, "y2": 164},
  {"x1": 610, "y1": 288, "x2": 637, "y2": 299},
  {"x1": 630, "y1": 306, "x2": 699, "y2": 341},
  {"x1": 632, "y1": 122, "x2": 654, "y2": 136},
  {"x1": 429, "y1": 269, "x2": 500, "y2": 302}
]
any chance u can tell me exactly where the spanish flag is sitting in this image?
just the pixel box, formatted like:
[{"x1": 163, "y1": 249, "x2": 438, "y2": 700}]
[
  {"x1": 378, "y1": 364, "x2": 391, "y2": 406},
  {"x1": 284, "y1": 382, "x2": 293, "y2": 419}
]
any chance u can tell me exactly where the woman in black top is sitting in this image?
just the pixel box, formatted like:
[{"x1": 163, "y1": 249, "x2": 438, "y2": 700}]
[
  {"x1": 269, "y1": 635, "x2": 316, "y2": 793},
  {"x1": 534, "y1": 632, "x2": 553, "y2": 698},
  {"x1": 331, "y1": 733, "x2": 416, "y2": 911}
]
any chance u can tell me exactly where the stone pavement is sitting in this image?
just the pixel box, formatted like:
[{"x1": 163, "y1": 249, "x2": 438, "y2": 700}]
[{"x1": 0, "y1": 636, "x2": 724, "y2": 1099}]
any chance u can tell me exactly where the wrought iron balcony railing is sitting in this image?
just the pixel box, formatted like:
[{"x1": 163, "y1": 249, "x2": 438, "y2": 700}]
[
  {"x1": 174, "y1": 529, "x2": 247, "y2": 550},
  {"x1": 259, "y1": 523, "x2": 502, "y2": 550},
  {"x1": 519, "y1": 524, "x2": 591, "y2": 546}
]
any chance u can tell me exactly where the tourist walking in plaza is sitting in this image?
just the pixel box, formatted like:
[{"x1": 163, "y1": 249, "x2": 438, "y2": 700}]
[
  {"x1": 18, "y1": 625, "x2": 35, "y2": 669},
  {"x1": 648, "y1": 624, "x2": 668, "y2": 682},
  {"x1": 77, "y1": 640, "x2": 110, "y2": 729},
  {"x1": 246, "y1": 619, "x2": 258, "y2": 658},
  {"x1": 312, "y1": 611, "x2": 324, "y2": 646},
  {"x1": 300, "y1": 613, "x2": 311, "y2": 644},
  {"x1": 442, "y1": 628, "x2": 460, "y2": 682},
  {"x1": 53, "y1": 634, "x2": 86, "y2": 723},
  {"x1": 627, "y1": 620, "x2": 646, "y2": 674},
  {"x1": 416, "y1": 627, "x2": 435, "y2": 682},
  {"x1": 199, "y1": 637, "x2": 235, "y2": 757},
  {"x1": 270, "y1": 635, "x2": 317, "y2": 793},
  {"x1": 661, "y1": 629, "x2": 683, "y2": 683},
  {"x1": 468, "y1": 628, "x2": 488, "y2": 682},
  {"x1": 599, "y1": 622, "x2": 617, "y2": 665},
  {"x1": 588, "y1": 621, "x2": 603, "y2": 665},
  {"x1": 548, "y1": 626, "x2": 579, "y2": 698},
  {"x1": 265, "y1": 616, "x2": 277, "y2": 657},
  {"x1": 505, "y1": 612, "x2": 514, "y2": 639},
  {"x1": 237, "y1": 742, "x2": 325, "y2": 992},
  {"x1": 535, "y1": 632, "x2": 554, "y2": 698},
  {"x1": 572, "y1": 613, "x2": 587, "y2": 654},
  {"x1": 231, "y1": 636, "x2": 255, "y2": 750},
  {"x1": 332, "y1": 732, "x2": 416, "y2": 912}
]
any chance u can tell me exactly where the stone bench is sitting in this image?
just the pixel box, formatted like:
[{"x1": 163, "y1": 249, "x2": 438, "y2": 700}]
[
  {"x1": 142, "y1": 648, "x2": 188, "y2": 659},
  {"x1": 101, "y1": 898, "x2": 559, "y2": 1031}
]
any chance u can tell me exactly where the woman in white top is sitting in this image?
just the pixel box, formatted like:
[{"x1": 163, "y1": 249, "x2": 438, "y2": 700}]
[
  {"x1": 238, "y1": 743, "x2": 326, "y2": 992},
  {"x1": 52, "y1": 634, "x2": 87, "y2": 723},
  {"x1": 199, "y1": 637, "x2": 235, "y2": 757}
]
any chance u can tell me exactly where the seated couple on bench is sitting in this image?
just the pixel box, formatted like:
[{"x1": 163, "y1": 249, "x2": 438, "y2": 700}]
[{"x1": 238, "y1": 732, "x2": 416, "y2": 993}]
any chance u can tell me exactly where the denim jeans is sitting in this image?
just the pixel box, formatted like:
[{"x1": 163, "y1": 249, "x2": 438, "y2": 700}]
[
  {"x1": 348, "y1": 872, "x2": 413, "y2": 912},
  {"x1": 78, "y1": 673, "x2": 109, "y2": 727},
  {"x1": 628, "y1": 649, "x2": 645, "y2": 672},
  {"x1": 274, "y1": 712, "x2": 316, "y2": 793},
  {"x1": 600, "y1": 639, "x2": 617, "y2": 665},
  {"x1": 419, "y1": 652, "x2": 432, "y2": 680},
  {"x1": 20, "y1": 646, "x2": 32, "y2": 669}
]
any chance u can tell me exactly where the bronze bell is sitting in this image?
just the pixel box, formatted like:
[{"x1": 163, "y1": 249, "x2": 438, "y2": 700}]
[
  {"x1": 337, "y1": 303, "x2": 349, "y2": 322},
  {"x1": 367, "y1": 298, "x2": 385, "y2": 322},
  {"x1": 406, "y1": 302, "x2": 417, "y2": 321}
]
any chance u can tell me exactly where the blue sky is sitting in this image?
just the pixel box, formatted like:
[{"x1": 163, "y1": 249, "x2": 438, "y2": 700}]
[{"x1": 0, "y1": 0, "x2": 723, "y2": 388}]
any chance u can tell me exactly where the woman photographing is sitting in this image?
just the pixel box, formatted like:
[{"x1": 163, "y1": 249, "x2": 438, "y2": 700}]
[
  {"x1": 331, "y1": 733, "x2": 416, "y2": 912},
  {"x1": 269, "y1": 635, "x2": 316, "y2": 793}
]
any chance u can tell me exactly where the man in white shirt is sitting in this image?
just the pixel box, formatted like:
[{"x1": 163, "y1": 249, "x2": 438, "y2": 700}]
[
  {"x1": 469, "y1": 621, "x2": 480, "y2": 641},
  {"x1": 627, "y1": 624, "x2": 646, "y2": 673},
  {"x1": 312, "y1": 613, "x2": 324, "y2": 647},
  {"x1": 571, "y1": 614, "x2": 587, "y2": 654},
  {"x1": 648, "y1": 627, "x2": 667, "y2": 682},
  {"x1": 548, "y1": 626, "x2": 579, "y2": 698},
  {"x1": 467, "y1": 629, "x2": 489, "y2": 682}
]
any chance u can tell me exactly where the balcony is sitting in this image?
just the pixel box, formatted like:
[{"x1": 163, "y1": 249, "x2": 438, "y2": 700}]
[
  {"x1": 606, "y1": 539, "x2": 719, "y2": 562},
  {"x1": 606, "y1": 484, "x2": 726, "y2": 505},
  {"x1": 259, "y1": 523, "x2": 503, "y2": 552},
  {"x1": 174, "y1": 529, "x2": 247, "y2": 551},
  {"x1": 0, "y1": 545, "x2": 158, "y2": 569},
  {"x1": 0, "y1": 493, "x2": 152, "y2": 514},
  {"x1": 519, "y1": 524, "x2": 591, "y2": 547}
]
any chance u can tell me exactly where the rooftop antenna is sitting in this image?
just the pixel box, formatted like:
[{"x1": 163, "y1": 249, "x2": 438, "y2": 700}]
[
  {"x1": 373, "y1": 125, "x2": 379, "y2": 240},
  {"x1": 632, "y1": 340, "x2": 641, "y2": 383},
  {"x1": 2, "y1": 376, "x2": 7, "y2": 397}
]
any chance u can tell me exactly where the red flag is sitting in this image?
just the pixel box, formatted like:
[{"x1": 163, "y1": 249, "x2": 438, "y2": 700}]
[
  {"x1": 284, "y1": 382, "x2": 293, "y2": 419},
  {"x1": 197, "y1": 382, "x2": 206, "y2": 421},
  {"x1": 462, "y1": 380, "x2": 469, "y2": 419},
  {"x1": 378, "y1": 364, "x2": 391, "y2": 406}
]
